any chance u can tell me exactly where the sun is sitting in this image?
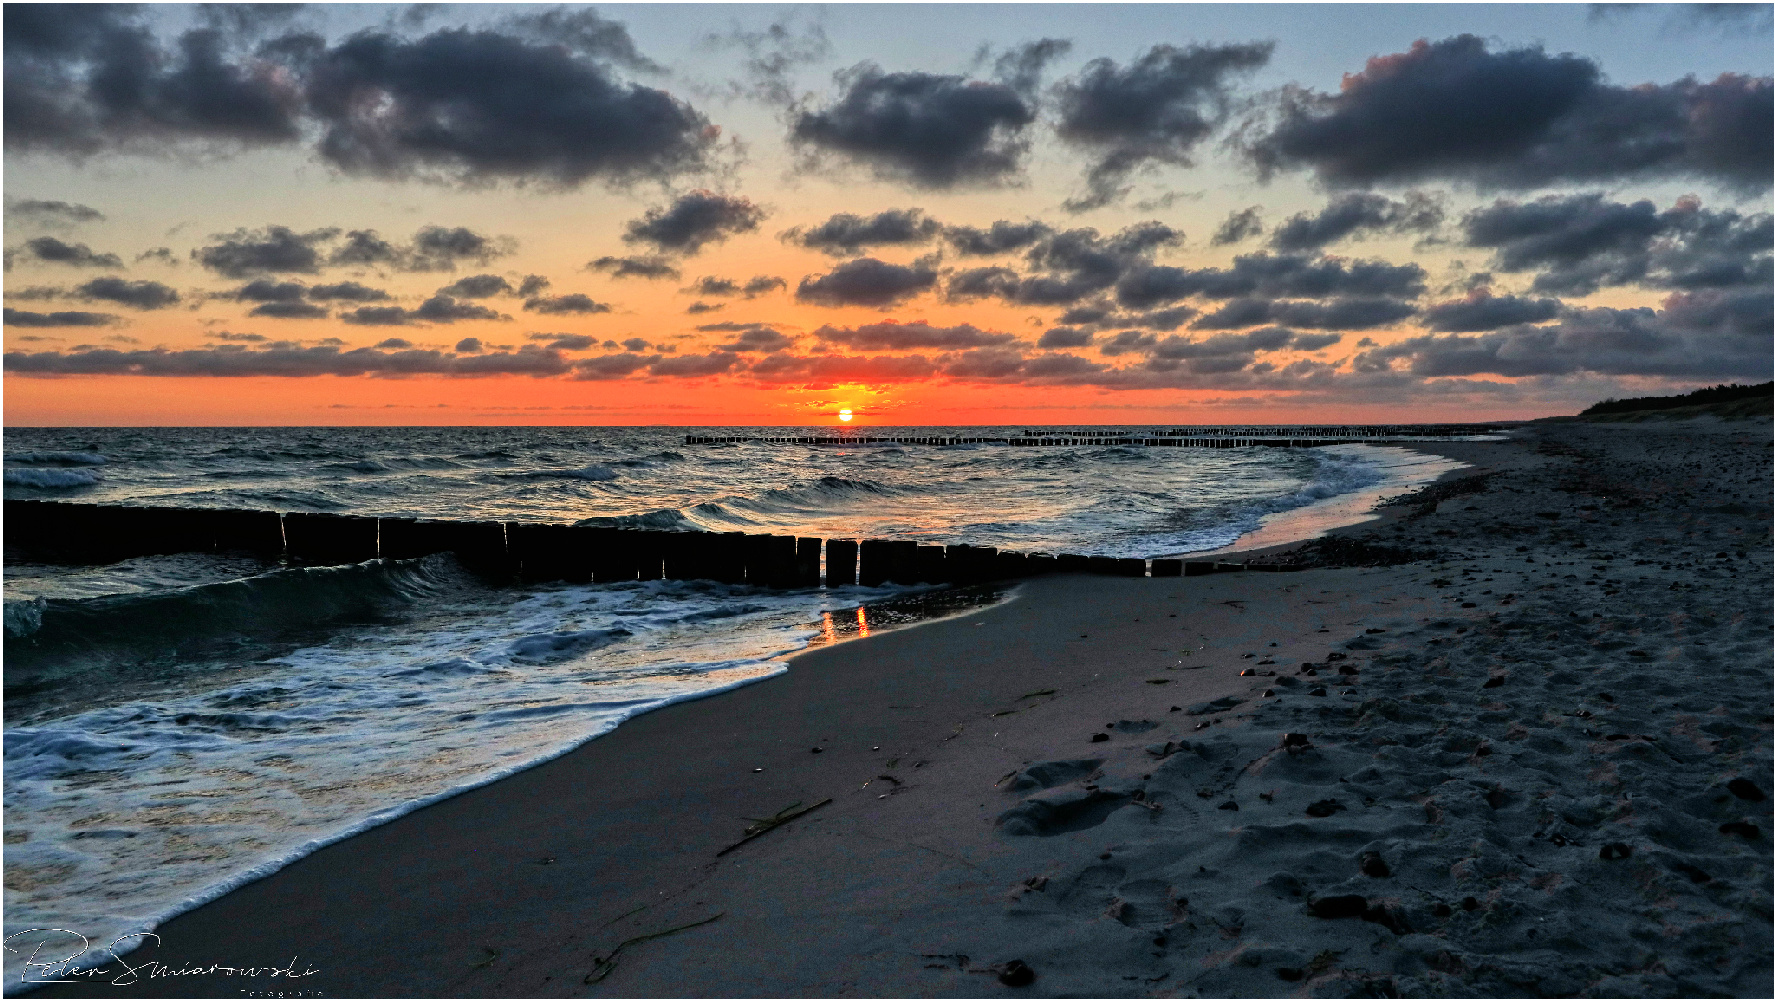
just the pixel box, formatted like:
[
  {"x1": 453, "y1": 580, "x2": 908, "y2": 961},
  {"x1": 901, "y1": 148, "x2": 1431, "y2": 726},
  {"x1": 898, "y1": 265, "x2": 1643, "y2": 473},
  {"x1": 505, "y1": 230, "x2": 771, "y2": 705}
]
[{"x1": 838, "y1": 409, "x2": 853, "y2": 422}]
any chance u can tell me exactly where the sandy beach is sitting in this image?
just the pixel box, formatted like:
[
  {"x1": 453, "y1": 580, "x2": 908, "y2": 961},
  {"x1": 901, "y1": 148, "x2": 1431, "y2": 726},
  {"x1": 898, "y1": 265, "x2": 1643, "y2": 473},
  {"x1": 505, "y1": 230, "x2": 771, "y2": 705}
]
[{"x1": 19, "y1": 417, "x2": 1771, "y2": 998}]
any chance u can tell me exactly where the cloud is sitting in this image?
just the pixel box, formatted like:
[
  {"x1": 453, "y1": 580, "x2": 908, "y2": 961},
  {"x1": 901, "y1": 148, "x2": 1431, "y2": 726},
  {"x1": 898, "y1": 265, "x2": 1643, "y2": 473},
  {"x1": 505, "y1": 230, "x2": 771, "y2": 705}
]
[
  {"x1": 623, "y1": 191, "x2": 765, "y2": 254},
  {"x1": 196, "y1": 226, "x2": 336, "y2": 277},
  {"x1": 1114, "y1": 252, "x2": 1427, "y2": 309},
  {"x1": 135, "y1": 247, "x2": 178, "y2": 266},
  {"x1": 1462, "y1": 193, "x2": 1772, "y2": 295},
  {"x1": 1053, "y1": 303, "x2": 1197, "y2": 332},
  {"x1": 338, "y1": 294, "x2": 508, "y2": 325},
  {"x1": 500, "y1": 7, "x2": 666, "y2": 71},
  {"x1": 688, "y1": 274, "x2": 785, "y2": 297},
  {"x1": 746, "y1": 352, "x2": 941, "y2": 384},
  {"x1": 943, "y1": 219, "x2": 1053, "y2": 256},
  {"x1": 517, "y1": 274, "x2": 550, "y2": 297},
  {"x1": 589, "y1": 255, "x2": 681, "y2": 280},
  {"x1": 326, "y1": 226, "x2": 514, "y2": 272},
  {"x1": 796, "y1": 257, "x2": 939, "y2": 307},
  {"x1": 1352, "y1": 301, "x2": 1770, "y2": 379},
  {"x1": 524, "y1": 293, "x2": 612, "y2": 315},
  {"x1": 812, "y1": 321, "x2": 1017, "y2": 351},
  {"x1": 4, "y1": 307, "x2": 118, "y2": 327},
  {"x1": 5, "y1": 198, "x2": 104, "y2": 225},
  {"x1": 307, "y1": 281, "x2": 390, "y2": 302},
  {"x1": 789, "y1": 63, "x2": 1038, "y2": 188},
  {"x1": 1190, "y1": 296, "x2": 1417, "y2": 331},
  {"x1": 73, "y1": 277, "x2": 180, "y2": 309},
  {"x1": 407, "y1": 226, "x2": 514, "y2": 270},
  {"x1": 1053, "y1": 42, "x2": 1274, "y2": 210},
  {"x1": 786, "y1": 209, "x2": 942, "y2": 256},
  {"x1": 712, "y1": 326, "x2": 796, "y2": 352},
  {"x1": 540, "y1": 334, "x2": 599, "y2": 351},
  {"x1": 1211, "y1": 207, "x2": 1263, "y2": 246},
  {"x1": 946, "y1": 222, "x2": 1182, "y2": 305},
  {"x1": 1247, "y1": 35, "x2": 1772, "y2": 191},
  {"x1": 228, "y1": 279, "x2": 307, "y2": 302},
  {"x1": 5, "y1": 344, "x2": 578, "y2": 377},
  {"x1": 620, "y1": 337, "x2": 651, "y2": 352},
  {"x1": 648, "y1": 352, "x2": 741, "y2": 378},
  {"x1": 1421, "y1": 288, "x2": 1561, "y2": 332},
  {"x1": 454, "y1": 337, "x2": 483, "y2": 353},
  {"x1": 4, "y1": 5, "x2": 305, "y2": 156},
  {"x1": 571, "y1": 353, "x2": 655, "y2": 379},
  {"x1": 3, "y1": 285, "x2": 65, "y2": 301},
  {"x1": 250, "y1": 301, "x2": 329, "y2": 319},
  {"x1": 438, "y1": 274, "x2": 515, "y2": 298},
  {"x1": 705, "y1": 16, "x2": 834, "y2": 105},
  {"x1": 990, "y1": 38, "x2": 1074, "y2": 94},
  {"x1": 13, "y1": 236, "x2": 123, "y2": 269},
  {"x1": 1038, "y1": 327, "x2": 1094, "y2": 348},
  {"x1": 1269, "y1": 192, "x2": 1442, "y2": 251},
  {"x1": 209, "y1": 331, "x2": 268, "y2": 342},
  {"x1": 304, "y1": 25, "x2": 717, "y2": 187},
  {"x1": 686, "y1": 301, "x2": 722, "y2": 314}
]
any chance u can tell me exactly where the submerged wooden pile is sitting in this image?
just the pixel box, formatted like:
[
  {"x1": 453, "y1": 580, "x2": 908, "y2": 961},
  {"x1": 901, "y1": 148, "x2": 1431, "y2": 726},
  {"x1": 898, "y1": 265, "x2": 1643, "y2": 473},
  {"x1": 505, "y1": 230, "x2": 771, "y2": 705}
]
[{"x1": 3, "y1": 500, "x2": 1298, "y2": 586}]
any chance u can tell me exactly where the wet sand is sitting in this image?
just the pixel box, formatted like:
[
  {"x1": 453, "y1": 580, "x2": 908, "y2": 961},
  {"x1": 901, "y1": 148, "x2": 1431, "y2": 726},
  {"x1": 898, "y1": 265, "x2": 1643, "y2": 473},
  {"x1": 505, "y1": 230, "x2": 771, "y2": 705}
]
[{"x1": 21, "y1": 418, "x2": 1772, "y2": 998}]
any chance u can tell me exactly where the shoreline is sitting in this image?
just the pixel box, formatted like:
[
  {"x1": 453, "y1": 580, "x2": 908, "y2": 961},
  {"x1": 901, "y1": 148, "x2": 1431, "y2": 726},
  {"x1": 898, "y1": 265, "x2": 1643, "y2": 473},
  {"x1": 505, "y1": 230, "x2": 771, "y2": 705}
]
[
  {"x1": 16, "y1": 419, "x2": 1772, "y2": 997},
  {"x1": 3, "y1": 433, "x2": 1468, "y2": 976}
]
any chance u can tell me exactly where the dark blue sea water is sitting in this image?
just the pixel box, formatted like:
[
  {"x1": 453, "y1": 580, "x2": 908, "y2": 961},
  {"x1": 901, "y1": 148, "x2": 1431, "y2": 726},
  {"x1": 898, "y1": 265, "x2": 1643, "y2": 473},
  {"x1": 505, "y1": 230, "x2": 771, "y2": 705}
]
[{"x1": 2, "y1": 425, "x2": 1467, "y2": 976}]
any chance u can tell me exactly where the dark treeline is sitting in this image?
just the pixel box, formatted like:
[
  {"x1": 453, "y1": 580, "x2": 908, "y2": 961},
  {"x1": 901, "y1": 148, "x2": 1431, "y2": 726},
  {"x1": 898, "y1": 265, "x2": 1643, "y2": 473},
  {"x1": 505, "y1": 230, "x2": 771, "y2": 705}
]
[{"x1": 1582, "y1": 382, "x2": 1774, "y2": 416}]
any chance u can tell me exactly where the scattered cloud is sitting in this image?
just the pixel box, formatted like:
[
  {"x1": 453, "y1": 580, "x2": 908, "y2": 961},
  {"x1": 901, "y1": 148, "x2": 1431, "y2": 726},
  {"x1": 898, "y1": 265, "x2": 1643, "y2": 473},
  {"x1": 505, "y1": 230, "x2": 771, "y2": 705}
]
[
  {"x1": 943, "y1": 220, "x2": 1053, "y2": 256},
  {"x1": 1053, "y1": 42, "x2": 1274, "y2": 210},
  {"x1": 1210, "y1": 207, "x2": 1263, "y2": 246},
  {"x1": 305, "y1": 24, "x2": 717, "y2": 187},
  {"x1": 5, "y1": 198, "x2": 104, "y2": 225},
  {"x1": 1421, "y1": 288, "x2": 1561, "y2": 332},
  {"x1": 4, "y1": 308, "x2": 119, "y2": 327},
  {"x1": 73, "y1": 277, "x2": 180, "y2": 309},
  {"x1": 688, "y1": 274, "x2": 785, "y2": 297},
  {"x1": 1462, "y1": 193, "x2": 1772, "y2": 295},
  {"x1": 196, "y1": 226, "x2": 337, "y2": 277},
  {"x1": 524, "y1": 293, "x2": 613, "y2": 315},
  {"x1": 623, "y1": 191, "x2": 766, "y2": 254},
  {"x1": 785, "y1": 208, "x2": 942, "y2": 256},
  {"x1": 1269, "y1": 192, "x2": 1443, "y2": 251},
  {"x1": 811, "y1": 320, "x2": 1018, "y2": 351},
  {"x1": 789, "y1": 63, "x2": 1039, "y2": 188},
  {"x1": 1247, "y1": 35, "x2": 1772, "y2": 192},
  {"x1": 589, "y1": 255, "x2": 682, "y2": 280},
  {"x1": 12, "y1": 236, "x2": 124, "y2": 269},
  {"x1": 796, "y1": 257, "x2": 940, "y2": 307}
]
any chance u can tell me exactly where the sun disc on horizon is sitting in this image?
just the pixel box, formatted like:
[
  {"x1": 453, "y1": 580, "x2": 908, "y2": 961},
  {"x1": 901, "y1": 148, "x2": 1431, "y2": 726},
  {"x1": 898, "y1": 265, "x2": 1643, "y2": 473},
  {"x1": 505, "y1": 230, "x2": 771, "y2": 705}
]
[{"x1": 838, "y1": 409, "x2": 853, "y2": 422}]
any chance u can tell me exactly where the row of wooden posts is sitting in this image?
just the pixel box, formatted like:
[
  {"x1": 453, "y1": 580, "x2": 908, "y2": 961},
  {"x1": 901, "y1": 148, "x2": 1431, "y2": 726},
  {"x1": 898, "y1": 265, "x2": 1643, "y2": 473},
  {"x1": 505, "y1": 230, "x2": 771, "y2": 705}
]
[
  {"x1": 4, "y1": 500, "x2": 1300, "y2": 586},
  {"x1": 686, "y1": 435, "x2": 1394, "y2": 448}
]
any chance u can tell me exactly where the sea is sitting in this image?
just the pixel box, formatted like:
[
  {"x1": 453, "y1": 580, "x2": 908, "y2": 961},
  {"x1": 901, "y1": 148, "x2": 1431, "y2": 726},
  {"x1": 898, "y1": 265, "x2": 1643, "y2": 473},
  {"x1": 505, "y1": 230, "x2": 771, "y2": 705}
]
[{"x1": 1, "y1": 425, "x2": 1470, "y2": 980}]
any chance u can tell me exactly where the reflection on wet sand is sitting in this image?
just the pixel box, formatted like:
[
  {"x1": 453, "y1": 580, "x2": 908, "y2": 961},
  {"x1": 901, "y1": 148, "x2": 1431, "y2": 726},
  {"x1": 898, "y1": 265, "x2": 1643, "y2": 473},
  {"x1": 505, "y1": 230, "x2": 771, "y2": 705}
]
[{"x1": 801, "y1": 584, "x2": 1010, "y2": 651}]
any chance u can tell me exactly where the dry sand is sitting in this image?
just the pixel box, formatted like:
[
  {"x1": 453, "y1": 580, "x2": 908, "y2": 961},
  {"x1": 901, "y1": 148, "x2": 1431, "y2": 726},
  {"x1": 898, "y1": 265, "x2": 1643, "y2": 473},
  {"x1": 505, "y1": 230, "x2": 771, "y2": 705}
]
[{"x1": 21, "y1": 418, "x2": 1772, "y2": 998}]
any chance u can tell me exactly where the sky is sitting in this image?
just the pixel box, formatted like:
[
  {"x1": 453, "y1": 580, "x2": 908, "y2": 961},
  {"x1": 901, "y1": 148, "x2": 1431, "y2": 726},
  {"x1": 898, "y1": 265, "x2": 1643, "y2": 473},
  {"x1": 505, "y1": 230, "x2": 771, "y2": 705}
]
[{"x1": 4, "y1": 2, "x2": 1771, "y2": 426}]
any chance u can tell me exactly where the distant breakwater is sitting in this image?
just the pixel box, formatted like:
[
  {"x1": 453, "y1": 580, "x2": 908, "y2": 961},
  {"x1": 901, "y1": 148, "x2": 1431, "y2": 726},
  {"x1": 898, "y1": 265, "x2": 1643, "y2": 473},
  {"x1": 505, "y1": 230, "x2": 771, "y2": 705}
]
[
  {"x1": 3, "y1": 499, "x2": 1305, "y2": 588},
  {"x1": 685, "y1": 425, "x2": 1505, "y2": 448}
]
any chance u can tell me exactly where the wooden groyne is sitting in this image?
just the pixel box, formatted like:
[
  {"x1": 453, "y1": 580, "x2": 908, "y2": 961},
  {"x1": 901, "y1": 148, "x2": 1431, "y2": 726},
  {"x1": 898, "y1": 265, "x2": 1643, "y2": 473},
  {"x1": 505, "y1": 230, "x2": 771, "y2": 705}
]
[
  {"x1": 3, "y1": 500, "x2": 1298, "y2": 587},
  {"x1": 684, "y1": 425, "x2": 1505, "y2": 448}
]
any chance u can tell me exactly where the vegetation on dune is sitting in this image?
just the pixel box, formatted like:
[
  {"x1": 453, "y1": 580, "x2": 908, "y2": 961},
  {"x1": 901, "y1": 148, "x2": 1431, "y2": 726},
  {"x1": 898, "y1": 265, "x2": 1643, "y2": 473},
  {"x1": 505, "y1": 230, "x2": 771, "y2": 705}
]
[{"x1": 1583, "y1": 381, "x2": 1775, "y2": 417}]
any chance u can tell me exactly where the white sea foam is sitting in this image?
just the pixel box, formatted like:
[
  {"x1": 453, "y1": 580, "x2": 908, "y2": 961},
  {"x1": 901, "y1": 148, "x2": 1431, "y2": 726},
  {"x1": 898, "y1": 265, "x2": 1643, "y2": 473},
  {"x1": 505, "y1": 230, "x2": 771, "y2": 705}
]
[
  {"x1": 1, "y1": 575, "x2": 931, "y2": 985},
  {"x1": 3, "y1": 468, "x2": 102, "y2": 489}
]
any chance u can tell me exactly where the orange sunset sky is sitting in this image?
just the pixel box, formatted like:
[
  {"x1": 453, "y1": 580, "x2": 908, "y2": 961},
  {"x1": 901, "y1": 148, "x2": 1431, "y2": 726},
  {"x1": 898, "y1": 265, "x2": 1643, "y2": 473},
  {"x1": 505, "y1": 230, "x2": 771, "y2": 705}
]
[{"x1": 4, "y1": 3, "x2": 1770, "y2": 426}]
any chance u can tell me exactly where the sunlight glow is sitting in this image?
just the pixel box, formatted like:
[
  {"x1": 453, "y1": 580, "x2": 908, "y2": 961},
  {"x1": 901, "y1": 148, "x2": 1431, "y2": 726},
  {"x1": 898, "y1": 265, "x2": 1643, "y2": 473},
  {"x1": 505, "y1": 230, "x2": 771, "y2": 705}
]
[{"x1": 838, "y1": 409, "x2": 853, "y2": 422}]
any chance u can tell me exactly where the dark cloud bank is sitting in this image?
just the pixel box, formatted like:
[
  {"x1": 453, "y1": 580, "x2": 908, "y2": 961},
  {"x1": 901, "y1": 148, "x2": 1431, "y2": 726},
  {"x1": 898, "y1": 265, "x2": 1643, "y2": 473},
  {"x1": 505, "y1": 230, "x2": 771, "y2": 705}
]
[{"x1": 5, "y1": 5, "x2": 718, "y2": 188}]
